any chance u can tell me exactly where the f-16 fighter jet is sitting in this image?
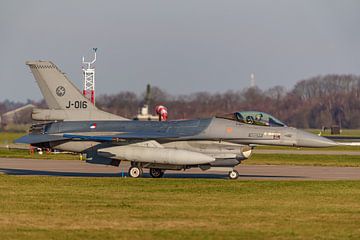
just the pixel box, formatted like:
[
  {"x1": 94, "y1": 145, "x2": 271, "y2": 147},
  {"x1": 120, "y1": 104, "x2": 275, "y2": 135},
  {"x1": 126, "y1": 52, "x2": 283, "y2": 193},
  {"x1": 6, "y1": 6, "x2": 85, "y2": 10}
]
[{"x1": 16, "y1": 61, "x2": 337, "y2": 179}]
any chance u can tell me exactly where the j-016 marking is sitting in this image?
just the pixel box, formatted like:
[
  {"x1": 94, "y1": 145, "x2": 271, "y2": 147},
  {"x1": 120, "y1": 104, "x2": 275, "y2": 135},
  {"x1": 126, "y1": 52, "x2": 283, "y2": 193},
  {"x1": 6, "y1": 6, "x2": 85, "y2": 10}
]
[{"x1": 65, "y1": 101, "x2": 88, "y2": 109}]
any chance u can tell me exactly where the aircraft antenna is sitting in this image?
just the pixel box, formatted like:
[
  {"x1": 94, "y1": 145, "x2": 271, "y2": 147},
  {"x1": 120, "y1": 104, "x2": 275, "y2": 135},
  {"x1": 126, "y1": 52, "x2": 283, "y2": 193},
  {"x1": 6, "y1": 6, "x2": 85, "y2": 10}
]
[{"x1": 82, "y1": 48, "x2": 97, "y2": 105}]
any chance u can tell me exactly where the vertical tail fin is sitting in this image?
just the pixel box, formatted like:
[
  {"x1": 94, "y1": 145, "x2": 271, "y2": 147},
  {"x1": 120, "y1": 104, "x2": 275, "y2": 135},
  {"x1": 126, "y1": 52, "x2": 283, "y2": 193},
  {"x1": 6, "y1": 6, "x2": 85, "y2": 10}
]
[
  {"x1": 26, "y1": 61, "x2": 96, "y2": 110},
  {"x1": 26, "y1": 60, "x2": 127, "y2": 121}
]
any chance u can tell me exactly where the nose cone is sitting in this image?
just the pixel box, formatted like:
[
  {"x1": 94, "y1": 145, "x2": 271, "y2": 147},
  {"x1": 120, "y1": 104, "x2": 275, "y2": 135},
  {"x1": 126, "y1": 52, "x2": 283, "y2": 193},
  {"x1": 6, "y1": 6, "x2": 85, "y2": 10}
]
[{"x1": 296, "y1": 130, "x2": 338, "y2": 148}]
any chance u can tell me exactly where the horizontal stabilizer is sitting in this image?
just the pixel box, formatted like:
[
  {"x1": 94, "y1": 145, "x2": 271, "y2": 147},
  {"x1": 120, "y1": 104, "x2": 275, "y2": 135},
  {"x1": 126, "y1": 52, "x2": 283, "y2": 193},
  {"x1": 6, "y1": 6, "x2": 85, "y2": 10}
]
[{"x1": 15, "y1": 134, "x2": 66, "y2": 144}]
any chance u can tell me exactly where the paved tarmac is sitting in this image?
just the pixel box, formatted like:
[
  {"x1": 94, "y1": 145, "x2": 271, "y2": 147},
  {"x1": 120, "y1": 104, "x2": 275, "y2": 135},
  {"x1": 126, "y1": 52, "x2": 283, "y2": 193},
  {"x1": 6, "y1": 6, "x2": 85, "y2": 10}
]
[{"x1": 1, "y1": 158, "x2": 360, "y2": 180}]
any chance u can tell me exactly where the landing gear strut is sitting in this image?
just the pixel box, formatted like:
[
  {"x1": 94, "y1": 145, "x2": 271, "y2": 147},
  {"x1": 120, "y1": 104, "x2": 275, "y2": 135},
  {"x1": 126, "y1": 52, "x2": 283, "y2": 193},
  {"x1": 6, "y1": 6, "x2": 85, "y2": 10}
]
[
  {"x1": 149, "y1": 168, "x2": 165, "y2": 178},
  {"x1": 128, "y1": 166, "x2": 143, "y2": 178},
  {"x1": 228, "y1": 170, "x2": 239, "y2": 180}
]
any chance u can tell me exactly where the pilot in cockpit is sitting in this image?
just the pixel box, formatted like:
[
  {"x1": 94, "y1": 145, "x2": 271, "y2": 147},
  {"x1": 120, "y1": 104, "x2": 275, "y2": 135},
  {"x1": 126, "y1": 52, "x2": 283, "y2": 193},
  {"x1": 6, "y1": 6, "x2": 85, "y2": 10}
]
[
  {"x1": 216, "y1": 111, "x2": 286, "y2": 127},
  {"x1": 255, "y1": 113, "x2": 263, "y2": 121}
]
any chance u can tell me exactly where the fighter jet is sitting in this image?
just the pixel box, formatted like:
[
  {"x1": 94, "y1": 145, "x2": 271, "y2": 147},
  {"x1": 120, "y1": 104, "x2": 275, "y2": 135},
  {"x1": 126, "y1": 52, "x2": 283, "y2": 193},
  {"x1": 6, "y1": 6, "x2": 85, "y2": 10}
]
[{"x1": 16, "y1": 61, "x2": 337, "y2": 179}]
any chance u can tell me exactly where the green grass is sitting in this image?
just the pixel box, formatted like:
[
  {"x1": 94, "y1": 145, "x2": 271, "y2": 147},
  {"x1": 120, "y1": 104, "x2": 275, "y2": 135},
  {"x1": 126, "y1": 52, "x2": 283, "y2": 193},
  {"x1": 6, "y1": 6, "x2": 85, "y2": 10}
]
[
  {"x1": 0, "y1": 176, "x2": 359, "y2": 240},
  {"x1": 256, "y1": 145, "x2": 360, "y2": 151},
  {"x1": 246, "y1": 153, "x2": 360, "y2": 167},
  {"x1": 0, "y1": 149, "x2": 79, "y2": 160},
  {"x1": 0, "y1": 132, "x2": 25, "y2": 144},
  {"x1": 306, "y1": 129, "x2": 360, "y2": 136}
]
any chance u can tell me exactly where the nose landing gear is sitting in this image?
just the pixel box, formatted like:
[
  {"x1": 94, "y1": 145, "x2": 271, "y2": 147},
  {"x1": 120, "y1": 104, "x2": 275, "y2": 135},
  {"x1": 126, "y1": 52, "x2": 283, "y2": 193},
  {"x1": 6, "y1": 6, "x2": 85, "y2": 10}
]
[{"x1": 228, "y1": 170, "x2": 239, "y2": 180}]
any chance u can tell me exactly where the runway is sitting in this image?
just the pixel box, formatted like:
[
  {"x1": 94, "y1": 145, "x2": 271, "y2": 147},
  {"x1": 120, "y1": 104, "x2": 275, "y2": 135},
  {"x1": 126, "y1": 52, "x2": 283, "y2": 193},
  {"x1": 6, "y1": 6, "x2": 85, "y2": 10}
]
[{"x1": 1, "y1": 157, "x2": 360, "y2": 180}]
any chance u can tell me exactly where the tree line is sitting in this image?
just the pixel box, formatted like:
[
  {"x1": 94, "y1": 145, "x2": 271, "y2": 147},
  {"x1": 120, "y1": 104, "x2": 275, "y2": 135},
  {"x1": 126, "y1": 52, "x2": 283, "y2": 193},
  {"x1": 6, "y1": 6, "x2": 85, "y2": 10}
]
[
  {"x1": 96, "y1": 74, "x2": 360, "y2": 128},
  {"x1": 1, "y1": 74, "x2": 359, "y2": 129}
]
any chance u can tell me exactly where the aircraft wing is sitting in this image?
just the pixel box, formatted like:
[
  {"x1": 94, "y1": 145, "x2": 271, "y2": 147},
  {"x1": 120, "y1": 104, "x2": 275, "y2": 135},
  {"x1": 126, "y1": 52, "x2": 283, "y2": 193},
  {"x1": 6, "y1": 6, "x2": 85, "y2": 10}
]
[{"x1": 15, "y1": 131, "x2": 192, "y2": 145}]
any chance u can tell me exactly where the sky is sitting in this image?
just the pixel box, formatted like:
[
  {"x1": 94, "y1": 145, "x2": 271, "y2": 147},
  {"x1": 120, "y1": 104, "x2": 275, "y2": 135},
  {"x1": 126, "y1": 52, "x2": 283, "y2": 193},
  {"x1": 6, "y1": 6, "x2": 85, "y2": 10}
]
[{"x1": 1, "y1": 0, "x2": 360, "y2": 102}]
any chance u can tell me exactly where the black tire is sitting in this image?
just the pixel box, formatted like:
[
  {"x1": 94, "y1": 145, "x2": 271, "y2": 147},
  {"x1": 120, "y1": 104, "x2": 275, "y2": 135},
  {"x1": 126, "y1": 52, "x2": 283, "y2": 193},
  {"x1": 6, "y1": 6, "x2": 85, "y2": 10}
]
[
  {"x1": 149, "y1": 168, "x2": 164, "y2": 178},
  {"x1": 128, "y1": 166, "x2": 143, "y2": 178},
  {"x1": 228, "y1": 170, "x2": 239, "y2": 180}
]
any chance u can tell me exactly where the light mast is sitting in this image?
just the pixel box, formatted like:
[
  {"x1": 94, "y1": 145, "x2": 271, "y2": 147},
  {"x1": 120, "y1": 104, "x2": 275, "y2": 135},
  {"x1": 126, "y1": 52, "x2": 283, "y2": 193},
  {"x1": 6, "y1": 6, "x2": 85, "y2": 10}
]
[{"x1": 82, "y1": 48, "x2": 97, "y2": 105}]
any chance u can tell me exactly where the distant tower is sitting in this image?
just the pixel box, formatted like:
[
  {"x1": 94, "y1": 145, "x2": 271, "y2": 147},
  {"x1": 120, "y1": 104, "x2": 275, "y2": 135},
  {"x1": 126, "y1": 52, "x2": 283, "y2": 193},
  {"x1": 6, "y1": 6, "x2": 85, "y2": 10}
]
[
  {"x1": 145, "y1": 84, "x2": 151, "y2": 106},
  {"x1": 250, "y1": 73, "x2": 256, "y2": 88},
  {"x1": 82, "y1": 48, "x2": 97, "y2": 105}
]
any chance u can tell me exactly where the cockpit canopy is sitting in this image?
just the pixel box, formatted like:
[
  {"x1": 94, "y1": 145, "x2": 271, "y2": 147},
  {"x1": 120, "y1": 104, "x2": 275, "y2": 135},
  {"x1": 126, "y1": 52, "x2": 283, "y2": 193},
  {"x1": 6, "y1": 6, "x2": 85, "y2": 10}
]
[{"x1": 216, "y1": 111, "x2": 286, "y2": 127}]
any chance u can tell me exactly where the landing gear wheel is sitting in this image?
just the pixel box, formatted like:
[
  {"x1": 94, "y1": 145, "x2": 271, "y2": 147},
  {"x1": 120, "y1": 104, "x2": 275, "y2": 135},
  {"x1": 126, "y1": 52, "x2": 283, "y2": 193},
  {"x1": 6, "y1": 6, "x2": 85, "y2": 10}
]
[
  {"x1": 128, "y1": 166, "x2": 143, "y2": 178},
  {"x1": 228, "y1": 170, "x2": 239, "y2": 180},
  {"x1": 149, "y1": 168, "x2": 164, "y2": 178}
]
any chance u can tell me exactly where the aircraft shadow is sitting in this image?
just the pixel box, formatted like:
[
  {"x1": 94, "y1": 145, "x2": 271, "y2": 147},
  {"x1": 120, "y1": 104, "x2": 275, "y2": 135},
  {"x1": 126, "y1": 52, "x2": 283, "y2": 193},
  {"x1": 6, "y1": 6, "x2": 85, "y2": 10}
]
[
  {"x1": 0, "y1": 168, "x2": 120, "y2": 177},
  {"x1": 0, "y1": 168, "x2": 305, "y2": 179}
]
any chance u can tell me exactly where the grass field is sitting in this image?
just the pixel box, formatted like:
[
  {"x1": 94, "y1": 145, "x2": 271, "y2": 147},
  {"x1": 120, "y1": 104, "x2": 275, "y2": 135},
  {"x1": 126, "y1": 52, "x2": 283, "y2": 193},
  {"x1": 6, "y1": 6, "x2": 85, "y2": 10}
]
[
  {"x1": 246, "y1": 153, "x2": 360, "y2": 167},
  {"x1": 256, "y1": 145, "x2": 360, "y2": 151},
  {"x1": 0, "y1": 149, "x2": 79, "y2": 160},
  {"x1": 0, "y1": 132, "x2": 25, "y2": 144},
  {"x1": 306, "y1": 129, "x2": 360, "y2": 136},
  {"x1": 0, "y1": 176, "x2": 359, "y2": 240}
]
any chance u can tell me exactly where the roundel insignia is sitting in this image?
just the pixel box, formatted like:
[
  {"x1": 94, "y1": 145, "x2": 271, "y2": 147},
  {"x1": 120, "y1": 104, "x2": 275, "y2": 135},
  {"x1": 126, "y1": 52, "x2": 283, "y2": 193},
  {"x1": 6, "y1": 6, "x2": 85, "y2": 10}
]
[{"x1": 56, "y1": 86, "x2": 66, "y2": 97}]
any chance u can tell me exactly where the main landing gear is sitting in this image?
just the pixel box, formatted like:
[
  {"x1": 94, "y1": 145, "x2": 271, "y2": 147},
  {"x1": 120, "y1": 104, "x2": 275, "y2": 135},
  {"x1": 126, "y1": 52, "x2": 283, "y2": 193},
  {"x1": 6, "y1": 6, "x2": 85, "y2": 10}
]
[
  {"x1": 128, "y1": 165, "x2": 165, "y2": 178},
  {"x1": 228, "y1": 170, "x2": 239, "y2": 180},
  {"x1": 149, "y1": 168, "x2": 165, "y2": 178}
]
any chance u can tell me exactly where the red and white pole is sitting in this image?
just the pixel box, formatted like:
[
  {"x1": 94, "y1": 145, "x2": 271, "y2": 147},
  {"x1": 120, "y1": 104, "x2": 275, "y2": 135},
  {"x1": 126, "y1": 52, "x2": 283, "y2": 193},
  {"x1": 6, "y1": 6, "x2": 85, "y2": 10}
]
[
  {"x1": 82, "y1": 48, "x2": 97, "y2": 105},
  {"x1": 155, "y1": 105, "x2": 168, "y2": 121}
]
